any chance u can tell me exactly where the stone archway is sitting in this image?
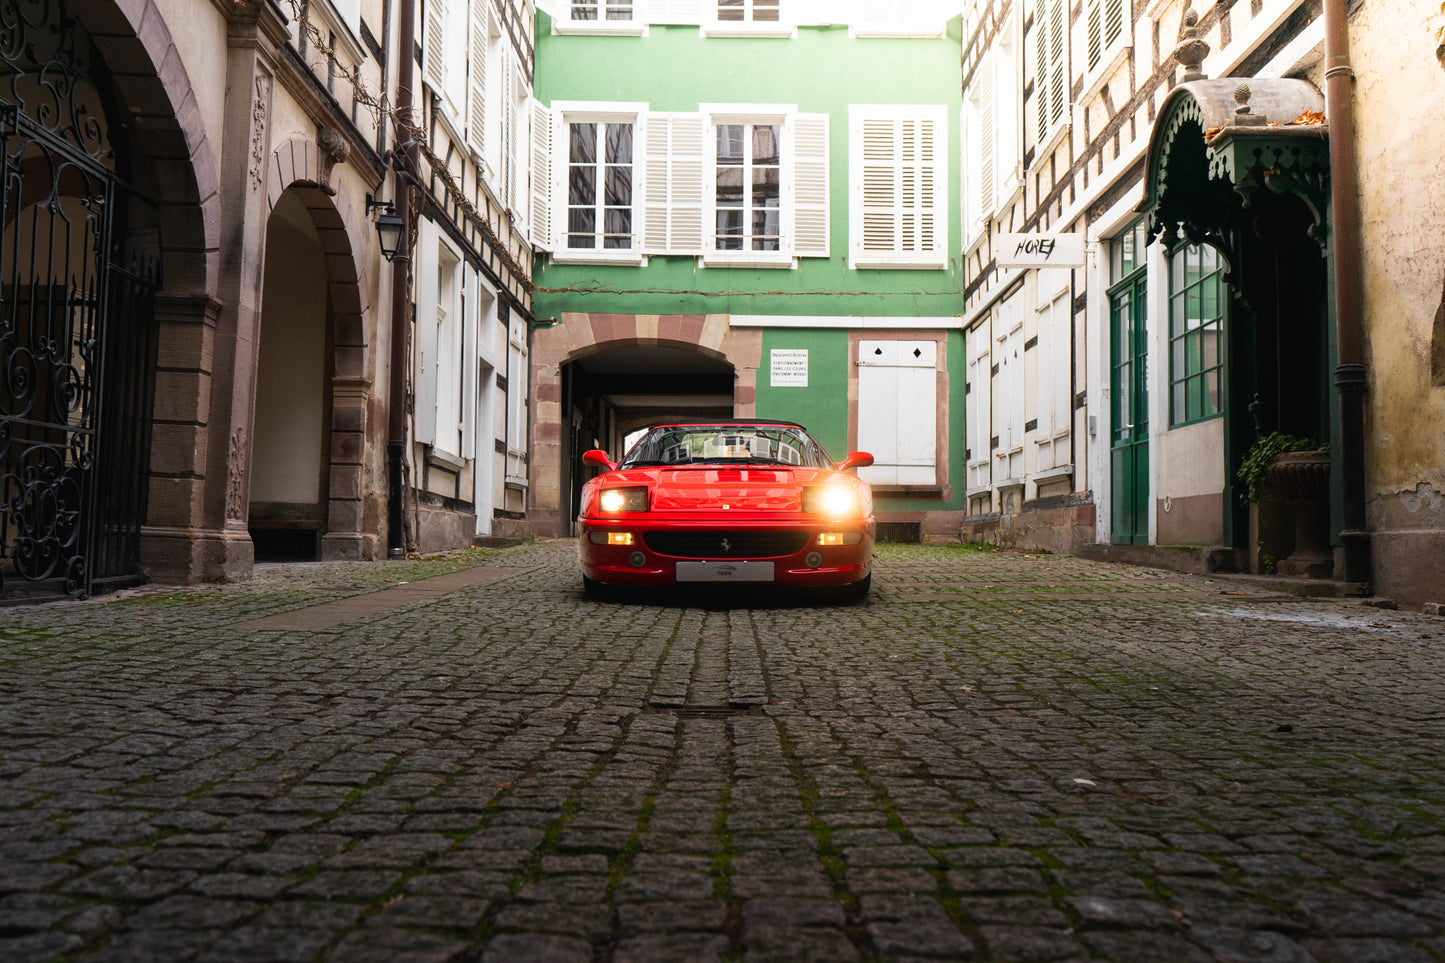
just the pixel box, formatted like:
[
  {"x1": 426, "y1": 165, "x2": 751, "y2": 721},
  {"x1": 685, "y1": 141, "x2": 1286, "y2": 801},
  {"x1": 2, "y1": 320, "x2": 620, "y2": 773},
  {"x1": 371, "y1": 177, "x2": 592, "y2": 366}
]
[
  {"x1": 259, "y1": 139, "x2": 376, "y2": 561},
  {"x1": 529, "y1": 313, "x2": 763, "y2": 536}
]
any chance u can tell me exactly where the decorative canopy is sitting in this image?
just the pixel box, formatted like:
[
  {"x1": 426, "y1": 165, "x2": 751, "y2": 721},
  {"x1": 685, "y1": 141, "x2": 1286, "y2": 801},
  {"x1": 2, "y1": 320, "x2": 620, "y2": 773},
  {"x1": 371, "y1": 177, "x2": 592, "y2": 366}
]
[{"x1": 1139, "y1": 79, "x2": 1331, "y2": 249}]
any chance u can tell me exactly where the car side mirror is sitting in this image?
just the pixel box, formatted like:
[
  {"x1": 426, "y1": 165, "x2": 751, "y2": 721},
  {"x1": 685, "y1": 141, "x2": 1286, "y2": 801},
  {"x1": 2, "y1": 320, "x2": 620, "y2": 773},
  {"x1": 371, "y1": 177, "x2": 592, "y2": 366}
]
[
  {"x1": 837, "y1": 451, "x2": 874, "y2": 472},
  {"x1": 583, "y1": 449, "x2": 617, "y2": 471}
]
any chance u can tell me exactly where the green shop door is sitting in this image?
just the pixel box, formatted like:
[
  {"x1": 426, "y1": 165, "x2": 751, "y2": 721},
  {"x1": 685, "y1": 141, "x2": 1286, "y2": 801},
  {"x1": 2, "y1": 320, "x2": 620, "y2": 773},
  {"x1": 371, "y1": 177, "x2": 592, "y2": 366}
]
[{"x1": 1110, "y1": 275, "x2": 1149, "y2": 544}]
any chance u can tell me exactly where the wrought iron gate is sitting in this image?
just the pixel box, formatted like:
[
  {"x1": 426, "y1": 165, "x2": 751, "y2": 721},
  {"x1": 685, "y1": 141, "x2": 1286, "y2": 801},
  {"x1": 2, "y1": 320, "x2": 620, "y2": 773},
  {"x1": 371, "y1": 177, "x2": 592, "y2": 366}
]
[{"x1": 1, "y1": 1, "x2": 159, "y2": 601}]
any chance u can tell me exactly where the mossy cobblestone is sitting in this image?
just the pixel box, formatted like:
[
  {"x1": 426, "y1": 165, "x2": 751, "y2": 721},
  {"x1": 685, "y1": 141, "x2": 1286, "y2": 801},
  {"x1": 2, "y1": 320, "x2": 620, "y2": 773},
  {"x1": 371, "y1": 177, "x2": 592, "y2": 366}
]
[{"x1": 2, "y1": 542, "x2": 1444, "y2": 960}]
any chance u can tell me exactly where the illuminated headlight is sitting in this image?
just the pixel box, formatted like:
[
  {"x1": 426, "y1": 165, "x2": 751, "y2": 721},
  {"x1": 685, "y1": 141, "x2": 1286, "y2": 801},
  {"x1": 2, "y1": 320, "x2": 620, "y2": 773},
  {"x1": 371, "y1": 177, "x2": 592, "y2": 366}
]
[
  {"x1": 588, "y1": 532, "x2": 635, "y2": 545},
  {"x1": 599, "y1": 487, "x2": 648, "y2": 513},
  {"x1": 817, "y1": 532, "x2": 864, "y2": 546},
  {"x1": 803, "y1": 486, "x2": 859, "y2": 517}
]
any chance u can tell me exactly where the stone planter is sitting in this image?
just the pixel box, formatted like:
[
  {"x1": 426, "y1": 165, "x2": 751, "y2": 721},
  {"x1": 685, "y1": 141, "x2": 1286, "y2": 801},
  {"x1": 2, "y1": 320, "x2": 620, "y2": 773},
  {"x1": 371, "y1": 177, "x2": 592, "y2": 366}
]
[{"x1": 1266, "y1": 449, "x2": 1332, "y2": 578}]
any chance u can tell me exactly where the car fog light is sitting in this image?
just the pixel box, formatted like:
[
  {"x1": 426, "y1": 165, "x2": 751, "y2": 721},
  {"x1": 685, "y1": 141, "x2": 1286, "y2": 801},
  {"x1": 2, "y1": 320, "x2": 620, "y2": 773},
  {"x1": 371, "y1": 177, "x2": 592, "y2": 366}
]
[
  {"x1": 806, "y1": 552, "x2": 823, "y2": 568},
  {"x1": 629, "y1": 551, "x2": 647, "y2": 568},
  {"x1": 588, "y1": 532, "x2": 635, "y2": 546}
]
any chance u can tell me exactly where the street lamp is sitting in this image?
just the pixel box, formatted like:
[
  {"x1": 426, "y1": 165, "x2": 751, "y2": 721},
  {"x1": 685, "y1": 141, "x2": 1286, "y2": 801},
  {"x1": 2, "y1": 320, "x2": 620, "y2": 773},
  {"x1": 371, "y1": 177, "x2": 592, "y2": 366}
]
[{"x1": 366, "y1": 194, "x2": 404, "y2": 262}]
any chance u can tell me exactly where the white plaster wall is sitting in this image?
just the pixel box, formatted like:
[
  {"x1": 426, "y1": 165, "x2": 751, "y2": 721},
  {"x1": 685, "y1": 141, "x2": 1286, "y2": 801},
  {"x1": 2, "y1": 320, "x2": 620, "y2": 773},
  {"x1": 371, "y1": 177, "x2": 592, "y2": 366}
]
[
  {"x1": 1154, "y1": 416, "x2": 1226, "y2": 502},
  {"x1": 252, "y1": 194, "x2": 327, "y2": 504}
]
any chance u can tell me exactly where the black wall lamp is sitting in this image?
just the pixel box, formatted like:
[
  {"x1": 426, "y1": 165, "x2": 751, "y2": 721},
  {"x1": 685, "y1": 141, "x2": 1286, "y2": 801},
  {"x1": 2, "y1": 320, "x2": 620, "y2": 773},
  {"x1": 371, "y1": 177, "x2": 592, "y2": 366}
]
[{"x1": 366, "y1": 193, "x2": 405, "y2": 262}]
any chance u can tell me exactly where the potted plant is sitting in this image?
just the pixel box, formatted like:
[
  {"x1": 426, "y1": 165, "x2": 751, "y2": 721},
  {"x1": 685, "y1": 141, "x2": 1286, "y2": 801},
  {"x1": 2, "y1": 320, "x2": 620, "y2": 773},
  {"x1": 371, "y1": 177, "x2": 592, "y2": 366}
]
[{"x1": 1237, "y1": 432, "x2": 1331, "y2": 577}]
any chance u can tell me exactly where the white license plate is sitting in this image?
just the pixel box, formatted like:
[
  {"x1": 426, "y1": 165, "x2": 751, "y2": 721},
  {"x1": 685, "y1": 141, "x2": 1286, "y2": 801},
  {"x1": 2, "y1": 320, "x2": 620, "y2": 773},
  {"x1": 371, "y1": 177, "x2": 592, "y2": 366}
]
[{"x1": 675, "y1": 561, "x2": 775, "y2": 583}]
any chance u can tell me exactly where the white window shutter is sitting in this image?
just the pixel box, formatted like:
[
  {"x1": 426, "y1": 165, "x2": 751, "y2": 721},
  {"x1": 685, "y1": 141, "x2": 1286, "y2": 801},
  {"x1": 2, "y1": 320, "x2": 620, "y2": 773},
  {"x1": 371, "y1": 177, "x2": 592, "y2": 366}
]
[
  {"x1": 859, "y1": 116, "x2": 897, "y2": 255},
  {"x1": 654, "y1": 0, "x2": 703, "y2": 23},
  {"x1": 503, "y1": 61, "x2": 517, "y2": 212},
  {"x1": 790, "y1": 113, "x2": 829, "y2": 258},
  {"x1": 413, "y1": 220, "x2": 441, "y2": 446},
  {"x1": 857, "y1": 340, "x2": 937, "y2": 486},
  {"x1": 641, "y1": 114, "x2": 671, "y2": 253},
  {"x1": 467, "y1": 0, "x2": 488, "y2": 154},
  {"x1": 978, "y1": 55, "x2": 996, "y2": 217},
  {"x1": 424, "y1": 0, "x2": 448, "y2": 92},
  {"x1": 531, "y1": 102, "x2": 553, "y2": 251},
  {"x1": 642, "y1": 113, "x2": 704, "y2": 254},
  {"x1": 461, "y1": 264, "x2": 479, "y2": 461}
]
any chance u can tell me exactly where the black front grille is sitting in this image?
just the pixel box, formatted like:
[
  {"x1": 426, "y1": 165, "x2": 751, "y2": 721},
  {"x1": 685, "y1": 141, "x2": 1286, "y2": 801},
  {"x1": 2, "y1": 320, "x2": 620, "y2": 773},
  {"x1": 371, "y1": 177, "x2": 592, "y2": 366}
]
[{"x1": 645, "y1": 531, "x2": 810, "y2": 559}]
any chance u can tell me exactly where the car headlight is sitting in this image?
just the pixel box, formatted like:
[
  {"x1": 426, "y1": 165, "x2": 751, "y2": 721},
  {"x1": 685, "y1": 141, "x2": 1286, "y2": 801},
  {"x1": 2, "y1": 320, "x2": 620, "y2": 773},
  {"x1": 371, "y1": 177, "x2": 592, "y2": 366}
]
[
  {"x1": 599, "y1": 487, "x2": 648, "y2": 513},
  {"x1": 803, "y1": 485, "x2": 859, "y2": 517}
]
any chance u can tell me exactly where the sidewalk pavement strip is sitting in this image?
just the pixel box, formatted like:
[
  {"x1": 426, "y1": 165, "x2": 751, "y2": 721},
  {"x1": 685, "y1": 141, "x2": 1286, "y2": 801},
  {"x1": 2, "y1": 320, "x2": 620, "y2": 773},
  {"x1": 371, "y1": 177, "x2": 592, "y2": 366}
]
[{"x1": 2, "y1": 541, "x2": 1444, "y2": 962}]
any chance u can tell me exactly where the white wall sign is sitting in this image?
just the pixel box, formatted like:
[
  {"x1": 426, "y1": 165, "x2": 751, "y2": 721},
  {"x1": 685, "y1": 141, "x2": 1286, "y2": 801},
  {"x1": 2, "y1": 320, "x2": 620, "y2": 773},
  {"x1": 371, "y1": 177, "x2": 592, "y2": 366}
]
[
  {"x1": 996, "y1": 232, "x2": 1086, "y2": 268},
  {"x1": 770, "y1": 349, "x2": 809, "y2": 387}
]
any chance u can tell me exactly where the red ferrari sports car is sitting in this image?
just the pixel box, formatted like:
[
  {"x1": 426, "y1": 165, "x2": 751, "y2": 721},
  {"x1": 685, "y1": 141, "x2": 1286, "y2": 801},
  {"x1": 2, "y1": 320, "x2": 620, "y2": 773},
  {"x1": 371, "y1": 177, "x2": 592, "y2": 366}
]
[{"x1": 577, "y1": 420, "x2": 875, "y2": 597}]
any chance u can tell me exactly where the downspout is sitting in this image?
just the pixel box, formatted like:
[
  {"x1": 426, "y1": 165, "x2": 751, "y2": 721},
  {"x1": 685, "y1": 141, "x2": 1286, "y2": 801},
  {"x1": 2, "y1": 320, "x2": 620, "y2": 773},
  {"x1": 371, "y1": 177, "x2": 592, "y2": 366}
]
[
  {"x1": 387, "y1": 0, "x2": 418, "y2": 558},
  {"x1": 1324, "y1": 0, "x2": 1370, "y2": 583}
]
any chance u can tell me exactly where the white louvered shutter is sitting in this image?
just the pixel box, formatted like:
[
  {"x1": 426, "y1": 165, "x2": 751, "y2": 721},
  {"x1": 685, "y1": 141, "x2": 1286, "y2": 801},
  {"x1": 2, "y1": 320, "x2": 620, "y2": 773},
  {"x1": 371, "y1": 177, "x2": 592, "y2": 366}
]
[
  {"x1": 653, "y1": 0, "x2": 704, "y2": 23},
  {"x1": 642, "y1": 113, "x2": 705, "y2": 254},
  {"x1": 425, "y1": 0, "x2": 448, "y2": 92},
  {"x1": 461, "y1": 263, "x2": 479, "y2": 460},
  {"x1": 413, "y1": 219, "x2": 441, "y2": 446},
  {"x1": 467, "y1": 0, "x2": 488, "y2": 153},
  {"x1": 790, "y1": 113, "x2": 829, "y2": 258},
  {"x1": 503, "y1": 59, "x2": 518, "y2": 212},
  {"x1": 531, "y1": 102, "x2": 553, "y2": 250},
  {"x1": 859, "y1": 116, "x2": 897, "y2": 256},
  {"x1": 977, "y1": 54, "x2": 995, "y2": 216}
]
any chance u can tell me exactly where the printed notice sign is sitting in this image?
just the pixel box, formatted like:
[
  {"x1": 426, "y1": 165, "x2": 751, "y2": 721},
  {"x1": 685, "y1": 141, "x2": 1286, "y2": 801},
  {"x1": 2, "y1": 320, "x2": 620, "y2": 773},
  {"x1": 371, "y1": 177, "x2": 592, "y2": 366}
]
[{"x1": 770, "y1": 349, "x2": 808, "y2": 387}]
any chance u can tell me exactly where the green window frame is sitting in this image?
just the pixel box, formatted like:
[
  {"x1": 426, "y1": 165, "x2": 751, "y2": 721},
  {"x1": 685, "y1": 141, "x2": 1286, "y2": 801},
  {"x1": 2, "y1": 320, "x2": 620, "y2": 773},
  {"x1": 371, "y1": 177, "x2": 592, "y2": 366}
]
[{"x1": 1168, "y1": 243, "x2": 1224, "y2": 426}]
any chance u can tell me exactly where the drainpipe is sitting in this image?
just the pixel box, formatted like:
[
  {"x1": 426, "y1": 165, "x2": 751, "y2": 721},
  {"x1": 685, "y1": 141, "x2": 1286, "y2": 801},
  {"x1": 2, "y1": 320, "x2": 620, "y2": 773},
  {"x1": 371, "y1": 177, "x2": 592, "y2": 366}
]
[
  {"x1": 1323, "y1": 0, "x2": 1370, "y2": 584},
  {"x1": 387, "y1": 0, "x2": 417, "y2": 559}
]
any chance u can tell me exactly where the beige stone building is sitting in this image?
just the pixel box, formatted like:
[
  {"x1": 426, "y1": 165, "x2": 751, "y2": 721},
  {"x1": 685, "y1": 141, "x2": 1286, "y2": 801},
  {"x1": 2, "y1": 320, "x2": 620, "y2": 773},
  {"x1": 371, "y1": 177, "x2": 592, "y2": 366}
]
[{"x1": 0, "y1": 0, "x2": 536, "y2": 600}]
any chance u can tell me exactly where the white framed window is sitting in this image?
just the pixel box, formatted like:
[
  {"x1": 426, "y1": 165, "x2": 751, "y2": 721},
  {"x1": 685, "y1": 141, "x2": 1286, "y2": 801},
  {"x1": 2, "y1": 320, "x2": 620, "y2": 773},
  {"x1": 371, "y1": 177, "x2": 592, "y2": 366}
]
[
  {"x1": 568, "y1": 120, "x2": 636, "y2": 252},
  {"x1": 701, "y1": 106, "x2": 829, "y2": 267},
  {"x1": 963, "y1": 23, "x2": 1019, "y2": 240},
  {"x1": 555, "y1": 0, "x2": 646, "y2": 35},
  {"x1": 856, "y1": 340, "x2": 939, "y2": 487},
  {"x1": 849, "y1": 105, "x2": 947, "y2": 270},
  {"x1": 414, "y1": 219, "x2": 467, "y2": 455},
  {"x1": 1034, "y1": 268, "x2": 1072, "y2": 471},
  {"x1": 704, "y1": 0, "x2": 793, "y2": 37},
  {"x1": 1032, "y1": 0, "x2": 1067, "y2": 152}
]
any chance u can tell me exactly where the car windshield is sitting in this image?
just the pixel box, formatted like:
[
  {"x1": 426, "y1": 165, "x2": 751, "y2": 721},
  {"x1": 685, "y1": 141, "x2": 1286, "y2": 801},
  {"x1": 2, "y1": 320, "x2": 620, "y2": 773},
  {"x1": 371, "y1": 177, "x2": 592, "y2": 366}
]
[{"x1": 619, "y1": 425, "x2": 833, "y2": 469}]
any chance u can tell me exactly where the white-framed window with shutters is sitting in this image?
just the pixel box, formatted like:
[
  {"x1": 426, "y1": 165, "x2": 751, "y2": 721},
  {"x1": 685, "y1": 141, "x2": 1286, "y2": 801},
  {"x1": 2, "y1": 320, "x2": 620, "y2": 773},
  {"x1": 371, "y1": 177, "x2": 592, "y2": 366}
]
[
  {"x1": 1080, "y1": 0, "x2": 1128, "y2": 99},
  {"x1": 966, "y1": 319, "x2": 993, "y2": 493},
  {"x1": 849, "y1": 104, "x2": 947, "y2": 270},
  {"x1": 539, "y1": 104, "x2": 644, "y2": 263},
  {"x1": 556, "y1": 0, "x2": 646, "y2": 35},
  {"x1": 1034, "y1": 267, "x2": 1072, "y2": 472},
  {"x1": 483, "y1": 11, "x2": 505, "y2": 188},
  {"x1": 700, "y1": 106, "x2": 829, "y2": 268},
  {"x1": 963, "y1": 21, "x2": 1019, "y2": 241},
  {"x1": 1031, "y1": 0, "x2": 1067, "y2": 156},
  {"x1": 856, "y1": 339, "x2": 939, "y2": 488},
  {"x1": 423, "y1": 0, "x2": 468, "y2": 124},
  {"x1": 413, "y1": 219, "x2": 469, "y2": 457}
]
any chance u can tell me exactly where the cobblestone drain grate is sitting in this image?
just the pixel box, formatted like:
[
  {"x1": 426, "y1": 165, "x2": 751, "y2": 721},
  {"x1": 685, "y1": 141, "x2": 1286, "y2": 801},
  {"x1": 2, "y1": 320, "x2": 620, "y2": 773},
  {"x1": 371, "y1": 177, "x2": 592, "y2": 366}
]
[{"x1": 649, "y1": 704, "x2": 760, "y2": 719}]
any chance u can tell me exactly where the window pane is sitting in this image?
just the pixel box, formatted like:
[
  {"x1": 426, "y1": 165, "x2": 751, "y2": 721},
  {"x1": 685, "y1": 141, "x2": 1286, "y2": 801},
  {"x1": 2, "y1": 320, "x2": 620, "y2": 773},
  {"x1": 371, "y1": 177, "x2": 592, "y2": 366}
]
[
  {"x1": 716, "y1": 167, "x2": 743, "y2": 206},
  {"x1": 569, "y1": 124, "x2": 596, "y2": 164},
  {"x1": 605, "y1": 0, "x2": 633, "y2": 19},
  {"x1": 717, "y1": 124, "x2": 744, "y2": 162},
  {"x1": 717, "y1": 210, "x2": 744, "y2": 249},
  {"x1": 568, "y1": 166, "x2": 595, "y2": 206},
  {"x1": 752, "y1": 209, "x2": 780, "y2": 250},
  {"x1": 718, "y1": 0, "x2": 744, "y2": 20},
  {"x1": 753, "y1": 166, "x2": 780, "y2": 203},
  {"x1": 604, "y1": 208, "x2": 631, "y2": 249},
  {"x1": 754, "y1": 0, "x2": 780, "y2": 20},
  {"x1": 606, "y1": 123, "x2": 633, "y2": 164},
  {"x1": 571, "y1": 0, "x2": 598, "y2": 19},
  {"x1": 604, "y1": 167, "x2": 632, "y2": 207},
  {"x1": 753, "y1": 125, "x2": 780, "y2": 164},
  {"x1": 567, "y1": 208, "x2": 596, "y2": 248},
  {"x1": 1173, "y1": 382, "x2": 1185, "y2": 424}
]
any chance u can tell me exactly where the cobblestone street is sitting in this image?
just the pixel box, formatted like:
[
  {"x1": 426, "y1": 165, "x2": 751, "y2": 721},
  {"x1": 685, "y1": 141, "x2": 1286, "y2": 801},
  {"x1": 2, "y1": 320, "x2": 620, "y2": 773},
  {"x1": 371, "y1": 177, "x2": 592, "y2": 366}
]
[{"x1": 2, "y1": 540, "x2": 1445, "y2": 962}]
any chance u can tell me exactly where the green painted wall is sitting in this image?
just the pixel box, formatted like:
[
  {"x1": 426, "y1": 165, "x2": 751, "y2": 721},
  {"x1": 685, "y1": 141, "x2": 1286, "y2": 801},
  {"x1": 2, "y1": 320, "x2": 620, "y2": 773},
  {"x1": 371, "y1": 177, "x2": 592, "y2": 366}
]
[{"x1": 532, "y1": 15, "x2": 965, "y2": 320}]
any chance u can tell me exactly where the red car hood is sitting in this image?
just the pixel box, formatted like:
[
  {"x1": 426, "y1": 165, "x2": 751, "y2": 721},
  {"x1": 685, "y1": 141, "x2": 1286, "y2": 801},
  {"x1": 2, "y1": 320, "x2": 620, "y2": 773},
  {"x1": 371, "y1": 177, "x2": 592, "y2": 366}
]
[{"x1": 620, "y1": 466, "x2": 831, "y2": 512}]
